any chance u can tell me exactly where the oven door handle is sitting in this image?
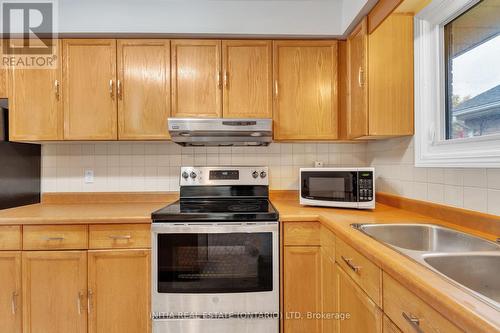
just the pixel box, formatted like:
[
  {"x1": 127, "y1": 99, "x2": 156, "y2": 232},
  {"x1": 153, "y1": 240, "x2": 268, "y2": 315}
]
[{"x1": 151, "y1": 222, "x2": 278, "y2": 234}]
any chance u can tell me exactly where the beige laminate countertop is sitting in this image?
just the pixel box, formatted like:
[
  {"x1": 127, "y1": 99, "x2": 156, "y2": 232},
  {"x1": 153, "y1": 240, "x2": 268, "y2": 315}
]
[{"x1": 0, "y1": 193, "x2": 498, "y2": 332}]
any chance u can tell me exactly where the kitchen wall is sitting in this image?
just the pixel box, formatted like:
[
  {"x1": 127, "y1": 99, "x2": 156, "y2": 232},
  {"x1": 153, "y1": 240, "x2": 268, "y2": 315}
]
[
  {"x1": 41, "y1": 142, "x2": 367, "y2": 193},
  {"x1": 367, "y1": 137, "x2": 500, "y2": 215}
]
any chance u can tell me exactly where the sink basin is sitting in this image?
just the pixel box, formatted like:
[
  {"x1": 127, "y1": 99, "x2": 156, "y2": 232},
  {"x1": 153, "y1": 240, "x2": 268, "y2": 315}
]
[
  {"x1": 353, "y1": 223, "x2": 500, "y2": 310},
  {"x1": 424, "y1": 253, "x2": 500, "y2": 306},
  {"x1": 354, "y1": 223, "x2": 499, "y2": 252}
]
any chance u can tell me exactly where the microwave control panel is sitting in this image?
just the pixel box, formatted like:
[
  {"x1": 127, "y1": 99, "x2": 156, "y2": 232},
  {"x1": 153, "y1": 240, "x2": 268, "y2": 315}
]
[{"x1": 358, "y1": 171, "x2": 374, "y2": 202}]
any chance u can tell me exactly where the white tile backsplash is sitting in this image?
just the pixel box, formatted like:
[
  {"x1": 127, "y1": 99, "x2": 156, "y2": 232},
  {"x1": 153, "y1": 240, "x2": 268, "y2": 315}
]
[
  {"x1": 367, "y1": 137, "x2": 500, "y2": 216},
  {"x1": 41, "y1": 142, "x2": 367, "y2": 193}
]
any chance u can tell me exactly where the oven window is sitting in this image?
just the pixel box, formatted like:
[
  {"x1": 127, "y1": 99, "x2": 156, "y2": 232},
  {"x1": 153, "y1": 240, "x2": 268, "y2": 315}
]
[
  {"x1": 157, "y1": 233, "x2": 273, "y2": 293},
  {"x1": 301, "y1": 171, "x2": 357, "y2": 202}
]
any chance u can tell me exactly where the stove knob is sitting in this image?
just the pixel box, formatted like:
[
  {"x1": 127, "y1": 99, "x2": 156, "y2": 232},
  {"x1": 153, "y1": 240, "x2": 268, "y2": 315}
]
[
  {"x1": 182, "y1": 171, "x2": 189, "y2": 179},
  {"x1": 252, "y1": 171, "x2": 259, "y2": 179},
  {"x1": 190, "y1": 172, "x2": 197, "y2": 179},
  {"x1": 260, "y1": 171, "x2": 267, "y2": 178}
]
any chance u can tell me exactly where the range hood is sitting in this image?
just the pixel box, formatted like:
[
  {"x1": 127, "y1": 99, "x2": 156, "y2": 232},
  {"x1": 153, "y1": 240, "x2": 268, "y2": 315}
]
[{"x1": 168, "y1": 118, "x2": 273, "y2": 147}]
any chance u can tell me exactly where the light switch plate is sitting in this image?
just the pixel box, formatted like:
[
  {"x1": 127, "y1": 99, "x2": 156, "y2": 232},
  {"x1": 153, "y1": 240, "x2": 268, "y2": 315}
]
[{"x1": 84, "y1": 169, "x2": 94, "y2": 183}]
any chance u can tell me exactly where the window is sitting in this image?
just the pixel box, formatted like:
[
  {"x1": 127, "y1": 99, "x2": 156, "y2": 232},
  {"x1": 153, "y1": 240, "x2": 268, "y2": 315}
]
[
  {"x1": 415, "y1": 0, "x2": 500, "y2": 167},
  {"x1": 445, "y1": 0, "x2": 500, "y2": 140}
]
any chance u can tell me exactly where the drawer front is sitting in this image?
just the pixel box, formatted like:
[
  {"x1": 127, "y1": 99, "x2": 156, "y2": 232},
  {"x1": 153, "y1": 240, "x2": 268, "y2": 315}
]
[
  {"x1": 383, "y1": 315, "x2": 402, "y2": 333},
  {"x1": 284, "y1": 222, "x2": 321, "y2": 246},
  {"x1": 89, "y1": 224, "x2": 150, "y2": 249},
  {"x1": 0, "y1": 225, "x2": 22, "y2": 250},
  {"x1": 335, "y1": 238, "x2": 382, "y2": 306},
  {"x1": 23, "y1": 225, "x2": 88, "y2": 250},
  {"x1": 383, "y1": 273, "x2": 463, "y2": 333}
]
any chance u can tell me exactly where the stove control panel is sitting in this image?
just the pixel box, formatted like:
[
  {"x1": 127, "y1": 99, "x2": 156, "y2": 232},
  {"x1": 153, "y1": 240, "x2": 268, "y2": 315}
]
[{"x1": 180, "y1": 166, "x2": 269, "y2": 186}]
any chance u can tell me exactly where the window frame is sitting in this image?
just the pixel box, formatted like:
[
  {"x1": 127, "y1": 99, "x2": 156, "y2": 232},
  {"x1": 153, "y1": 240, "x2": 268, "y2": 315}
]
[{"x1": 414, "y1": 0, "x2": 500, "y2": 167}]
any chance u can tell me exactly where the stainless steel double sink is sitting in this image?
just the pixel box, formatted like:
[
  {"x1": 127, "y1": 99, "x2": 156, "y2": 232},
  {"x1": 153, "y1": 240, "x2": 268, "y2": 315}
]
[{"x1": 352, "y1": 223, "x2": 500, "y2": 310}]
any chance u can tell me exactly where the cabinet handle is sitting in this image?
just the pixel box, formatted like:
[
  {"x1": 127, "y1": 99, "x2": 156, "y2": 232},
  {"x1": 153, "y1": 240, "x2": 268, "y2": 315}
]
[
  {"x1": 274, "y1": 80, "x2": 278, "y2": 98},
  {"x1": 54, "y1": 80, "x2": 60, "y2": 99},
  {"x1": 223, "y1": 71, "x2": 228, "y2": 88},
  {"x1": 77, "y1": 291, "x2": 83, "y2": 315},
  {"x1": 108, "y1": 235, "x2": 131, "y2": 240},
  {"x1": 402, "y1": 312, "x2": 424, "y2": 333},
  {"x1": 117, "y1": 79, "x2": 122, "y2": 99},
  {"x1": 109, "y1": 79, "x2": 114, "y2": 98},
  {"x1": 11, "y1": 291, "x2": 18, "y2": 315},
  {"x1": 87, "y1": 289, "x2": 93, "y2": 315},
  {"x1": 358, "y1": 67, "x2": 364, "y2": 87},
  {"x1": 43, "y1": 236, "x2": 65, "y2": 241},
  {"x1": 217, "y1": 71, "x2": 222, "y2": 89},
  {"x1": 341, "y1": 255, "x2": 361, "y2": 273}
]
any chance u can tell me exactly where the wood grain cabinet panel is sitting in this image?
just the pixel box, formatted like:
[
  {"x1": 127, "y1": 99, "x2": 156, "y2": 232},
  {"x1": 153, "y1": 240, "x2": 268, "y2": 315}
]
[
  {"x1": 273, "y1": 40, "x2": 339, "y2": 140},
  {"x1": 62, "y1": 39, "x2": 117, "y2": 140},
  {"x1": 0, "y1": 40, "x2": 7, "y2": 98},
  {"x1": 117, "y1": 40, "x2": 171, "y2": 140},
  {"x1": 347, "y1": 18, "x2": 369, "y2": 139},
  {"x1": 383, "y1": 273, "x2": 463, "y2": 333},
  {"x1": 283, "y1": 246, "x2": 322, "y2": 333},
  {"x1": 88, "y1": 250, "x2": 150, "y2": 333},
  {"x1": 0, "y1": 225, "x2": 22, "y2": 250},
  {"x1": 8, "y1": 43, "x2": 63, "y2": 141},
  {"x1": 336, "y1": 264, "x2": 383, "y2": 333},
  {"x1": 89, "y1": 224, "x2": 150, "y2": 249},
  {"x1": 383, "y1": 315, "x2": 402, "y2": 333},
  {"x1": 222, "y1": 40, "x2": 272, "y2": 119},
  {"x1": 23, "y1": 225, "x2": 88, "y2": 250},
  {"x1": 171, "y1": 40, "x2": 222, "y2": 118},
  {"x1": 22, "y1": 251, "x2": 87, "y2": 333},
  {"x1": 283, "y1": 222, "x2": 321, "y2": 246},
  {"x1": 0, "y1": 252, "x2": 22, "y2": 333}
]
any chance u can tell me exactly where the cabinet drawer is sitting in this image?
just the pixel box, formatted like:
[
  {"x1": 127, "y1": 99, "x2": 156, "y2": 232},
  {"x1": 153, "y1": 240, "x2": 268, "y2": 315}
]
[
  {"x1": 0, "y1": 226, "x2": 22, "y2": 250},
  {"x1": 283, "y1": 222, "x2": 321, "y2": 246},
  {"x1": 23, "y1": 225, "x2": 88, "y2": 250},
  {"x1": 335, "y1": 238, "x2": 382, "y2": 306},
  {"x1": 89, "y1": 224, "x2": 150, "y2": 249},
  {"x1": 383, "y1": 273, "x2": 463, "y2": 333}
]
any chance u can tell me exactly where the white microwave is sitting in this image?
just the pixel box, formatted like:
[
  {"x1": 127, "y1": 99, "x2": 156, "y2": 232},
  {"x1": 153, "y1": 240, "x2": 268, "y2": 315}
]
[{"x1": 300, "y1": 167, "x2": 375, "y2": 209}]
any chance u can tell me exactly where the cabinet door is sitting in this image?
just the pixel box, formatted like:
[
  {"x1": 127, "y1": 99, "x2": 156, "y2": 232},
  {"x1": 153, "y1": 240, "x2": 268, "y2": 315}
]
[
  {"x1": 336, "y1": 264, "x2": 382, "y2": 333},
  {"x1": 117, "y1": 40, "x2": 171, "y2": 140},
  {"x1": 321, "y1": 228, "x2": 337, "y2": 333},
  {"x1": 88, "y1": 250, "x2": 150, "y2": 333},
  {"x1": 347, "y1": 18, "x2": 368, "y2": 139},
  {"x1": 0, "y1": 252, "x2": 21, "y2": 333},
  {"x1": 222, "y1": 40, "x2": 272, "y2": 118},
  {"x1": 22, "y1": 251, "x2": 87, "y2": 333},
  {"x1": 273, "y1": 41, "x2": 338, "y2": 140},
  {"x1": 283, "y1": 246, "x2": 322, "y2": 333},
  {"x1": 63, "y1": 39, "x2": 117, "y2": 140},
  {"x1": 171, "y1": 40, "x2": 222, "y2": 118}
]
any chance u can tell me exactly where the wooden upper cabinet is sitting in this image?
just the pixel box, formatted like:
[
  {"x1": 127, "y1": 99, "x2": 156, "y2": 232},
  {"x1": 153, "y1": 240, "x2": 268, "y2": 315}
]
[
  {"x1": 171, "y1": 40, "x2": 222, "y2": 118},
  {"x1": 88, "y1": 250, "x2": 150, "y2": 333},
  {"x1": 62, "y1": 39, "x2": 117, "y2": 140},
  {"x1": 0, "y1": 252, "x2": 21, "y2": 333},
  {"x1": 22, "y1": 251, "x2": 87, "y2": 333},
  {"x1": 273, "y1": 40, "x2": 339, "y2": 140},
  {"x1": 8, "y1": 43, "x2": 63, "y2": 141},
  {"x1": 347, "y1": 18, "x2": 369, "y2": 139},
  {"x1": 367, "y1": 13, "x2": 414, "y2": 137},
  {"x1": 336, "y1": 264, "x2": 383, "y2": 333},
  {"x1": 222, "y1": 40, "x2": 272, "y2": 118},
  {"x1": 0, "y1": 40, "x2": 6, "y2": 98},
  {"x1": 117, "y1": 40, "x2": 171, "y2": 140}
]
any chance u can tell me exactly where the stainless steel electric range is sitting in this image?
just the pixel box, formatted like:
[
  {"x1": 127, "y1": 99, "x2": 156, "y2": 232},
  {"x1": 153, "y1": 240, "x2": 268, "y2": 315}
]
[{"x1": 151, "y1": 166, "x2": 279, "y2": 333}]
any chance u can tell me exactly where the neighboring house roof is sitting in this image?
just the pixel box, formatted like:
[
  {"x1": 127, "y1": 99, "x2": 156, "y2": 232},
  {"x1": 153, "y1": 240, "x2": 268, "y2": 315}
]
[{"x1": 454, "y1": 84, "x2": 500, "y2": 119}]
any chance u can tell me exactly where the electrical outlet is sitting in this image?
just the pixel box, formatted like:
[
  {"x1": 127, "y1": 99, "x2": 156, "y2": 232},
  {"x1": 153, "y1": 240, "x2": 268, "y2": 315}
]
[
  {"x1": 314, "y1": 161, "x2": 324, "y2": 168},
  {"x1": 84, "y1": 169, "x2": 94, "y2": 184}
]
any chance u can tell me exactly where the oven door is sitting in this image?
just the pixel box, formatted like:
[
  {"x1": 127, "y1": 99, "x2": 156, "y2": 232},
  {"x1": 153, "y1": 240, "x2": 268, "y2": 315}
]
[
  {"x1": 300, "y1": 170, "x2": 358, "y2": 207},
  {"x1": 151, "y1": 222, "x2": 279, "y2": 316}
]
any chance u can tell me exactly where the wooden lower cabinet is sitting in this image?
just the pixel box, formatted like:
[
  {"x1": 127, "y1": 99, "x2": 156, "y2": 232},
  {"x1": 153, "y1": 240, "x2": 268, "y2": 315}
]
[
  {"x1": 88, "y1": 249, "x2": 151, "y2": 333},
  {"x1": 283, "y1": 246, "x2": 322, "y2": 333},
  {"x1": 383, "y1": 315, "x2": 402, "y2": 333},
  {"x1": 336, "y1": 264, "x2": 383, "y2": 333},
  {"x1": 22, "y1": 251, "x2": 88, "y2": 333},
  {"x1": 0, "y1": 252, "x2": 22, "y2": 333}
]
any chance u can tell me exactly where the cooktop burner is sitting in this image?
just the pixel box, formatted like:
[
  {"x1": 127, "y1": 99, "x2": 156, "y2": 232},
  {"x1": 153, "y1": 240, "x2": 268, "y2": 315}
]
[{"x1": 152, "y1": 198, "x2": 279, "y2": 222}]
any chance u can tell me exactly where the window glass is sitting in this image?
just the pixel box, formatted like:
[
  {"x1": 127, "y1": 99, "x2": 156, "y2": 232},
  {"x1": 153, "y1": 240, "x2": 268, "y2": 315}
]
[{"x1": 445, "y1": 0, "x2": 500, "y2": 139}]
